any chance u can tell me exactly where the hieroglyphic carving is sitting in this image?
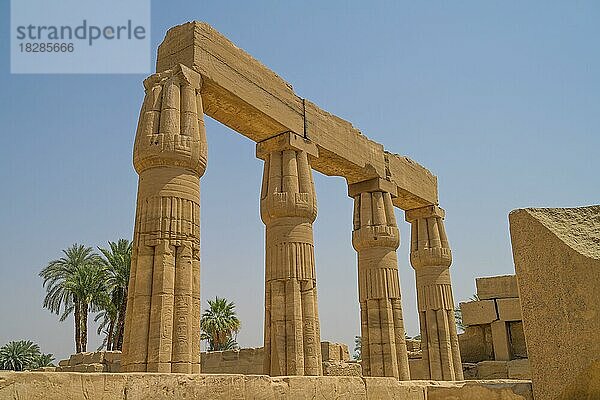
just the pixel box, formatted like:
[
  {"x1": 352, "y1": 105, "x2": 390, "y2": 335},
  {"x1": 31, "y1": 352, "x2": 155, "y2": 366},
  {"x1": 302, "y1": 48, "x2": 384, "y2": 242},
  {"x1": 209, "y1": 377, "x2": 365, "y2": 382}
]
[
  {"x1": 122, "y1": 64, "x2": 206, "y2": 373},
  {"x1": 405, "y1": 206, "x2": 463, "y2": 380},
  {"x1": 258, "y1": 132, "x2": 322, "y2": 376},
  {"x1": 350, "y1": 178, "x2": 410, "y2": 380}
]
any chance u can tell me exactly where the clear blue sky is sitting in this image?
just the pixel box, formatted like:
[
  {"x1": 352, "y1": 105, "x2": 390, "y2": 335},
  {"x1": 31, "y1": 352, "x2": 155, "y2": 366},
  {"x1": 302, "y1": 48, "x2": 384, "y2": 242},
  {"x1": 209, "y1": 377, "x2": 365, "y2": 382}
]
[{"x1": 1, "y1": 1, "x2": 598, "y2": 362}]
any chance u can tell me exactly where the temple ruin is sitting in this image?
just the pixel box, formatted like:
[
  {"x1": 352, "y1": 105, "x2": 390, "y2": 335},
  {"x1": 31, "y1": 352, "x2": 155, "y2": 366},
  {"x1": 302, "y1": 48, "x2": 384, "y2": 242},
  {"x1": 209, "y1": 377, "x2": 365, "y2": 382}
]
[{"x1": 120, "y1": 21, "x2": 462, "y2": 379}]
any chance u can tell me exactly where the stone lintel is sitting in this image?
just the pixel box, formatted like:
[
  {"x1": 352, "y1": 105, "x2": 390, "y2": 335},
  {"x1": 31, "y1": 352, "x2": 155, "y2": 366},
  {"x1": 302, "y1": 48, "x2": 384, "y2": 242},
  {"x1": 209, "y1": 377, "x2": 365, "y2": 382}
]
[
  {"x1": 347, "y1": 178, "x2": 397, "y2": 198},
  {"x1": 405, "y1": 205, "x2": 445, "y2": 222},
  {"x1": 256, "y1": 131, "x2": 318, "y2": 160},
  {"x1": 156, "y1": 22, "x2": 439, "y2": 210}
]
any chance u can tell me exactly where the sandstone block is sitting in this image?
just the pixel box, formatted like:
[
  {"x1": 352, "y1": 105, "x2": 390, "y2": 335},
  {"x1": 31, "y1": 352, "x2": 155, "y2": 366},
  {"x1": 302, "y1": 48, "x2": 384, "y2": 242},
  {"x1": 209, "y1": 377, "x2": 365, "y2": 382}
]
[
  {"x1": 510, "y1": 206, "x2": 600, "y2": 400},
  {"x1": 363, "y1": 377, "x2": 426, "y2": 400},
  {"x1": 508, "y1": 359, "x2": 531, "y2": 380},
  {"x1": 491, "y1": 320, "x2": 511, "y2": 361},
  {"x1": 460, "y1": 300, "x2": 497, "y2": 326},
  {"x1": 86, "y1": 363, "x2": 105, "y2": 373},
  {"x1": 476, "y1": 360, "x2": 508, "y2": 379},
  {"x1": 32, "y1": 367, "x2": 56, "y2": 372},
  {"x1": 476, "y1": 275, "x2": 518, "y2": 300},
  {"x1": 83, "y1": 352, "x2": 104, "y2": 364},
  {"x1": 322, "y1": 361, "x2": 362, "y2": 376},
  {"x1": 461, "y1": 363, "x2": 478, "y2": 380},
  {"x1": 0, "y1": 371, "x2": 536, "y2": 399},
  {"x1": 104, "y1": 351, "x2": 121, "y2": 364},
  {"x1": 58, "y1": 359, "x2": 69, "y2": 367},
  {"x1": 408, "y1": 358, "x2": 428, "y2": 380},
  {"x1": 69, "y1": 352, "x2": 89, "y2": 365},
  {"x1": 426, "y1": 380, "x2": 533, "y2": 400},
  {"x1": 405, "y1": 339, "x2": 421, "y2": 352},
  {"x1": 508, "y1": 322, "x2": 528, "y2": 358},
  {"x1": 458, "y1": 325, "x2": 493, "y2": 363},
  {"x1": 321, "y1": 342, "x2": 348, "y2": 362},
  {"x1": 496, "y1": 298, "x2": 522, "y2": 321},
  {"x1": 283, "y1": 376, "x2": 366, "y2": 400},
  {"x1": 108, "y1": 360, "x2": 121, "y2": 373},
  {"x1": 73, "y1": 364, "x2": 89, "y2": 372}
]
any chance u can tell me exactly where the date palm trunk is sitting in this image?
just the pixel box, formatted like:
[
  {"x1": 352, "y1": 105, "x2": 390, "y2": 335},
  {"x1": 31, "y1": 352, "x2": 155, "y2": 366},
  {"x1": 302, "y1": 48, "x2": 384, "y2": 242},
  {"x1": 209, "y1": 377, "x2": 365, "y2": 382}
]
[
  {"x1": 81, "y1": 302, "x2": 89, "y2": 352},
  {"x1": 74, "y1": 297, "x2": 82, "y2": 353},
  {"x1": 115, "y1": 289, "x2": 127, "y2": 350}
]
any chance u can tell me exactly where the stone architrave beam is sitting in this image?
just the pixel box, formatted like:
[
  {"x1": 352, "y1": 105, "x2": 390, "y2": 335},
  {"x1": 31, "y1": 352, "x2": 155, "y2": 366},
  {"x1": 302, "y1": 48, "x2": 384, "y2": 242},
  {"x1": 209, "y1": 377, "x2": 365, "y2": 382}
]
[{"x1": 155, "y1": 21, "x2": 438, "y2": 210}]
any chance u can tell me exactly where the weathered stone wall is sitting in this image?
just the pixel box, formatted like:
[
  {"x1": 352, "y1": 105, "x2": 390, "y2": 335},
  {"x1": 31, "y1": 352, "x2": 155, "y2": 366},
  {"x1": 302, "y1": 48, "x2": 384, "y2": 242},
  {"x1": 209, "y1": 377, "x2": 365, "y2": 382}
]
[
  {"x1": 201, "y1": 348, "x2": 264, "y2": 375},
  {"x1": 459, "y1": 275, "x2": 528, "y2": 363},
  {"x1": 201, "y1": 342, "x2": 361, "y2": 377},
  {"x1": 55, "y1": 351, "x2": 121, "y2": 373},
  {"x1": 0, "y1": 372, "x2": 534, "y2": 400},
  {"x1": 456, "y1": 275, "x2": 530, "y2": 381}
]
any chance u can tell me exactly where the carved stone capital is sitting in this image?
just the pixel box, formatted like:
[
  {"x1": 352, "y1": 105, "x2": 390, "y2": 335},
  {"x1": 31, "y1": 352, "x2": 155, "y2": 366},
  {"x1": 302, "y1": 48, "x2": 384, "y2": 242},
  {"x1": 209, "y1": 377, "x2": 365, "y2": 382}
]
[
  {"x1": 352, "y1": 190, "x2": 399, "y2": 251},
  {"x1": 259, "y1": 136, "x2": 318, "y2": 223},
  {"x1": 406, "y1": 206, "x2": 452, "y2": 269},
  {"x1": 133, "y1": 64, "x2": 208, "y2": 177}
]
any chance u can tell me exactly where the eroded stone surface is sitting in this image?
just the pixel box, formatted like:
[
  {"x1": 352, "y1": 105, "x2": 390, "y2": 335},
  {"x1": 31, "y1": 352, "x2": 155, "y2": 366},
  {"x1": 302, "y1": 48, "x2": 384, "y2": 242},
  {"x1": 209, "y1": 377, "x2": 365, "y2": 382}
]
[
  {"x1": 509, "y1": 206, "x2": 600, "y2": 400},
  {"x1": 405, "y1": 206, "x2": 463, "y2": 380},
  {"x1": 350, "y1": 178, "x2": 410, "y2": 380},
  {"x1": 121, "y1": 64, "x2": 207, "y2": 373},
  {"x1": 0, "y1": 372, "x2": 534, "y2": 400},
  {"x1": 258, "y1": 132, "x2": 322, "y2": 376}
]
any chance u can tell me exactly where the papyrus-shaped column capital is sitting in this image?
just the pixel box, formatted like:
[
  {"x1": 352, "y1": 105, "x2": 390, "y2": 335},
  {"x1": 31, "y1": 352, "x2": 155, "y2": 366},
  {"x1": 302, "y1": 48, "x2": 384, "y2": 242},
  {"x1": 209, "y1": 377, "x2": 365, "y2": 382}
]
[
  {"x1": 134, "y1": 64, "x2": 208, "y2": 177},
  {"x1": 405, "y1": 205, "x2": 452, "y2": 270},
  {"x1": 258, "y1": 132, "x2": 318, "y2": 223},
  {"x1": 350, "y1": 178, "x2": 400, "y2": 251}
]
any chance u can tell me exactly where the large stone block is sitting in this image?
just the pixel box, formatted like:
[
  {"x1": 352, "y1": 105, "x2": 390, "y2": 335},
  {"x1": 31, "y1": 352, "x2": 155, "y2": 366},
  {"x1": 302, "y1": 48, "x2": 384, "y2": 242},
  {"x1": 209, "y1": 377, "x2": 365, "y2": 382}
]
[
  {"x1": 363, "y1": 378, "x2": 426, "y2": 400},
  {"x1": 460, "y1": 300, "x2": 498, "y2": 326},
  {"x1": 508, "y1": 359, "x2": 531, "y2": 380},
  {"x1": 322, "y1": 361, "x2": 362, "y2": 377},
  {"x1": 476, "y1": 361, "x2": 508, "y2": 379},
  {"x1": 490, "y1": 320, "x2": 511, "y2": 361},
  {"x1": 408, "y1": 358, "x2": 428, "y2": 380},
  {"x1": 458, "y1": 325, "x2": 494, "y2": 363},
  {"x1": 508, "y1": 322, "x2": 528, "y2": 358},
  {"x1": 426, "y1": 380, "x2": 533, "y2": 400},
  {"x1": 510, "y1": 206, "x2": 600, "y2": 400},
  {"x1": 476, "y1": 275, "x2": 518, "y2": 300},
  {"x1": 0, "y1": 371, "x2": 534, "y2": 399},
  {"x1": 320, "y1": 342, "x2": 349, "y2": 362},
  {"x1": 496, "y1": 298, "x2": 522, "y2": 321}
]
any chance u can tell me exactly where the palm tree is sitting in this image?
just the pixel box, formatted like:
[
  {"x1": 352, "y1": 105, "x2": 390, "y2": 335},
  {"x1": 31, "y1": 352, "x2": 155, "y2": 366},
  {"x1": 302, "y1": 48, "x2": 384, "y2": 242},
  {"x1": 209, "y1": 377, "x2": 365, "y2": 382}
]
[
  {"x1": 200, "y1": 297, "x2": 241, "y2": 351},
  {"x1": 0, "y1": 341, "x2": 40, "y2": 371},
  {"x1": 40, "y1": 244, "x2": 102, "y2": 353},
  {"x1": 97, "y1": 239, "x2": 132, "y2": 350},
  {"x1": 62, "y1": 263, "x2": 110, "y2": 352},
  {"x1": 33, "y1": 353, "x2": 55, "y2": 368}
]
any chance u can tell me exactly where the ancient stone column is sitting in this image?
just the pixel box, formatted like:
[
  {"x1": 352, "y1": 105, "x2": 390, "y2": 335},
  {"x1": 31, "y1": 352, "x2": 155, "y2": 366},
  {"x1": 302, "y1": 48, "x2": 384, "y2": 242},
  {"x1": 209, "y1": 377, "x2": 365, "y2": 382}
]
[
  {"x1": 121, "y1": 64, "x2": 207, "y2": 373},
  {"x1": 405, "y1": 206, "x2": 463, "y2": 380},
  {"x1": 349, "y1": 178, "x2": 410, "y2": 380},
  {"x1": 257, "y1": 132, "x2": 323, "y2": 376}
]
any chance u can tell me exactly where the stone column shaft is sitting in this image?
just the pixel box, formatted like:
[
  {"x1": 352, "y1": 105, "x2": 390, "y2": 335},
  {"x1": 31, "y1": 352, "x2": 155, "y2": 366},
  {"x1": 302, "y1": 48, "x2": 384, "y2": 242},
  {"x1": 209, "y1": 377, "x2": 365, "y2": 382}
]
[
  {"x1": 406, "y1": 205, "x2": 463, "y2": 380},
  {"x1": 122, "y1": 64, "x2": 207, "y2": 373},
  {"x1": 258, "y1": 132, "x2": 322, "y2": 376},
  {"x1": 350, "y1": 178, "x2": 410, "y2": 380}
]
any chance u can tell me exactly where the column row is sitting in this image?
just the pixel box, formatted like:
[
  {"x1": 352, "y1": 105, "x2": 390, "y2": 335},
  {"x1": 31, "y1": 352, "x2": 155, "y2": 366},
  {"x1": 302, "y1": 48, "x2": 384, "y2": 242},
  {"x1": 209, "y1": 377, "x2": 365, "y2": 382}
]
[{"x1": 122, "y1": 70, "x2": 462, "y2": 379}]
